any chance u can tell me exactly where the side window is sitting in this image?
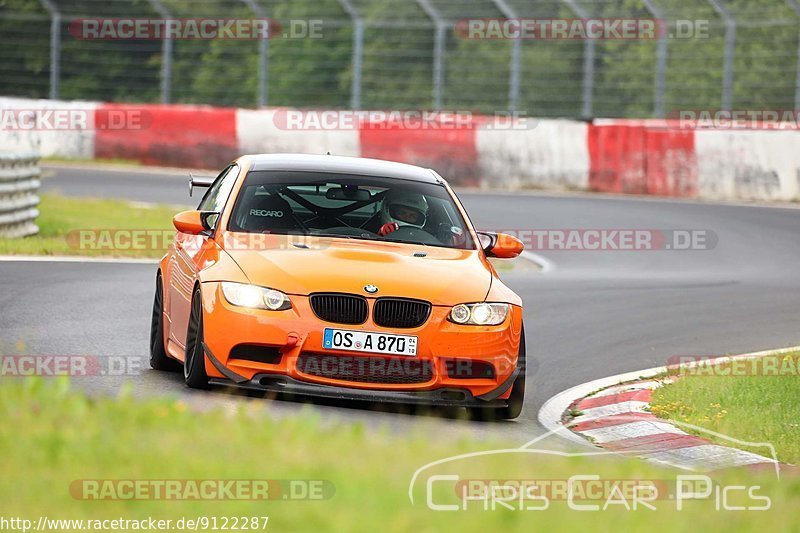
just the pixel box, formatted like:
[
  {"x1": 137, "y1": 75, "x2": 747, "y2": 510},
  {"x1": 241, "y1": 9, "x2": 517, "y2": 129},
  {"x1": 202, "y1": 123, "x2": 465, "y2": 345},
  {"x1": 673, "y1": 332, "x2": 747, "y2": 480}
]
[{"x1": 198, "y1": 164, "x2": 240, "y2": 213}]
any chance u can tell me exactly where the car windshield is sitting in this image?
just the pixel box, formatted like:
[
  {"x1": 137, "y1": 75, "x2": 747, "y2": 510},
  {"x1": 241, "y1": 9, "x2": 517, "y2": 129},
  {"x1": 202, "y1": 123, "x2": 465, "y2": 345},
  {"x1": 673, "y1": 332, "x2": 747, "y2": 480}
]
[{"x1": 228, "y1": 170, "x2": 475, "y2": 250}]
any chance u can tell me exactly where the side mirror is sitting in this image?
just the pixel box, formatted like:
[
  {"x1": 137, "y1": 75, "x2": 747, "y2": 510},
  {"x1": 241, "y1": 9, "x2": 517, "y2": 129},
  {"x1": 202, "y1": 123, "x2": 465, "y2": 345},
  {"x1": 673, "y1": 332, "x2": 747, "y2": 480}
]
[
  {"x1": 173, "y1": 210, "x2": 217, "y2": 235},
  {"x1": 477, "y1": 231, "x2": 524, "y2": 259}
]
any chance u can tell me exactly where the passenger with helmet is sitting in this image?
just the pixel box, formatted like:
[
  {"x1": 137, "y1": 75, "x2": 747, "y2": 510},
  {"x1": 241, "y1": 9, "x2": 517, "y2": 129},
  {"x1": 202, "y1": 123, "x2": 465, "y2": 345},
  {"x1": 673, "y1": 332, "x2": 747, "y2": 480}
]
[{"x1": 378, "y1": 190, "x2": 429, "y2": 236}]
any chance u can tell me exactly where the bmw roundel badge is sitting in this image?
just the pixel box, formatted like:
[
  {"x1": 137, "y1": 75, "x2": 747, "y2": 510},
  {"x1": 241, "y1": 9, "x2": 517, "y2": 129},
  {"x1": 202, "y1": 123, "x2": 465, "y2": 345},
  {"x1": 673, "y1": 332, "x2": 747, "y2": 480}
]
[{"x1": 364, "y1": 284, "x2": 379, "y2": 294}]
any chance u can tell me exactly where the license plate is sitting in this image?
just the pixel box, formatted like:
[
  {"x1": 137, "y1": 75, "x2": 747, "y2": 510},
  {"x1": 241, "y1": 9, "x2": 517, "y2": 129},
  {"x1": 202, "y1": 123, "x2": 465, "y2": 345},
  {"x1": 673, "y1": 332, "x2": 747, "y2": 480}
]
[{"x1": 322, "y1": 328, "x2": 418, "y2": 356}]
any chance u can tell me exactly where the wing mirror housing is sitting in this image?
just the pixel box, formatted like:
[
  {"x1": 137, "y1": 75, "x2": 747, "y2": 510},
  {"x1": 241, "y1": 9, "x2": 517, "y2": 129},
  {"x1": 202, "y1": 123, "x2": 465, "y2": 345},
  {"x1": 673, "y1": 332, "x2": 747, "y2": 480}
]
[
  {"x1": 173, "y1": 210, "x2": 217, "y2": 235},
  {"x1": 477, "y1": 231, "x2": 524, "y2": 259}
]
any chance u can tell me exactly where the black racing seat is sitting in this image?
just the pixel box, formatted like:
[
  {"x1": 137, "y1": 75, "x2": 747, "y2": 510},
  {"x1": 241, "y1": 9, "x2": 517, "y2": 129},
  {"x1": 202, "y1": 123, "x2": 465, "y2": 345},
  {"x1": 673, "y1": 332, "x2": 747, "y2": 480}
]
[{"x1": 242, "y1": 192, "x2": 297, "y2": 232}]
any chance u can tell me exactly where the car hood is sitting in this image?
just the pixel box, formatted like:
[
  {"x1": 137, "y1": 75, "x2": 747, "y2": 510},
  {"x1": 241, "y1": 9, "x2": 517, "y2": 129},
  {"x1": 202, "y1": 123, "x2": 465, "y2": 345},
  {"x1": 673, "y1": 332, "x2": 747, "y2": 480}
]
[{"x1": 222, "y1": 234, "x2": 492, "y2": 306}]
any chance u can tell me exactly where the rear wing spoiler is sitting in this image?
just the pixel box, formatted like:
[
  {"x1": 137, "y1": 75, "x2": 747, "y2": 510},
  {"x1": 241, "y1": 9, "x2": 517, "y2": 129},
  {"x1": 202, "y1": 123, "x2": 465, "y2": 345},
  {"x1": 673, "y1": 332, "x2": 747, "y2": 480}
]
[{"x1": 189, "y1": 172, "x2": 215, "y2": 197}]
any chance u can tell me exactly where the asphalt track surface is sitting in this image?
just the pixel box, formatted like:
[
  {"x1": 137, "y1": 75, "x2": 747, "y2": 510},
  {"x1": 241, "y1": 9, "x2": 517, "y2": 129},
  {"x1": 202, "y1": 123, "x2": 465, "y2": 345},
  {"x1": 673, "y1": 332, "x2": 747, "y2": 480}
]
[{"x1": 3, "y1": 163, "x2": 799, "y2": 446}]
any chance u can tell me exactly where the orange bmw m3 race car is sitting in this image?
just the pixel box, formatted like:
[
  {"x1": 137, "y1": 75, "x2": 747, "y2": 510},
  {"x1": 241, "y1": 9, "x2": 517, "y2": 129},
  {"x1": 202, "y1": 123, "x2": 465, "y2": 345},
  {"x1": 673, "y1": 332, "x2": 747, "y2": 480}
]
[{"x1": 150, "y1": 154, "x2": 526, "y2": 419}]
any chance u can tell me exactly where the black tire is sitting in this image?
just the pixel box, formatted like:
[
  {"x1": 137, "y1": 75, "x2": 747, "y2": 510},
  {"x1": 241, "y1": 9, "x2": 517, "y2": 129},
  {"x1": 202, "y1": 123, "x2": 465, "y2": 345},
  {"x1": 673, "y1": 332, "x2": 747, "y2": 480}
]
[
  {"x1": 150, "y1": 273, "x2": 181, "y2": 371},
  {"x1": 184, "y1": 286, "x2": 210, "y2": 389},
  {"x1": 468, "y1": 327, "x2": 526, "y2": 421}
]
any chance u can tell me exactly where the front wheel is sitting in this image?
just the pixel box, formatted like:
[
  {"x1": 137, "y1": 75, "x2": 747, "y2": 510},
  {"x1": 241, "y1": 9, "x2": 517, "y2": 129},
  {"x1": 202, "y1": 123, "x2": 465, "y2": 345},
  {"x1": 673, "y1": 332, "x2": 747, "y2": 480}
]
[
  {"x1": 468, "y1": 327, "x2": 526, "y2": 421},
  {"x1": 150, "y1": 273, "x2": 180, "y2": 372},
  {"x1": 184, "y1": 286, "x2": 210, "y2": 389}
]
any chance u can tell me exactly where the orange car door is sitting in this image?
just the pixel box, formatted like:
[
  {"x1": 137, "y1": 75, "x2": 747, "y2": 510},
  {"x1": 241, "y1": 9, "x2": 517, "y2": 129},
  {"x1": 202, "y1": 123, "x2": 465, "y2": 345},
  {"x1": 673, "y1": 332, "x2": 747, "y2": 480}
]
[{"x1": 168, "y1": 164, "x2": 240, "y2": 348}]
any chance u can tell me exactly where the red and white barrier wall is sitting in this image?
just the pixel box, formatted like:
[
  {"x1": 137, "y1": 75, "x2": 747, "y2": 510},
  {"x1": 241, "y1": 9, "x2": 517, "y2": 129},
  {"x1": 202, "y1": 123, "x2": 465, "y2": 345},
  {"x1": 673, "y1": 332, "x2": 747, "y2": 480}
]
[
  {"x1": 695, "y1": 129, "x2": 800, "y2": 201},
  {"x1": 2, "y1": 97, "x2": 799, "y2": 202},
  {"x1": 476, "y1": 119, "x2": 590, "y2": 190},
  {"x1": 0, "y1": 97, "x2": 97, "y2": 157}
]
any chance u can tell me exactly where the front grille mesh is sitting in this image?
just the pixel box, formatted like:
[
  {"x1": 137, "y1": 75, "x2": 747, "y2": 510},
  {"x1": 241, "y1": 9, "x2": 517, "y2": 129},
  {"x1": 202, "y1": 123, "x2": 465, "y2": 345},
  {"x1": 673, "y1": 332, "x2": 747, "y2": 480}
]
[
  {"x1": 373, "y1": 298, "x2": 431, "y2": 328},
  {"x1": 296, "y1": 353, "x2": 434, "y2": 384},
  {"x1": 310, "y1": 293, "x2": 368, "y2": 325}
]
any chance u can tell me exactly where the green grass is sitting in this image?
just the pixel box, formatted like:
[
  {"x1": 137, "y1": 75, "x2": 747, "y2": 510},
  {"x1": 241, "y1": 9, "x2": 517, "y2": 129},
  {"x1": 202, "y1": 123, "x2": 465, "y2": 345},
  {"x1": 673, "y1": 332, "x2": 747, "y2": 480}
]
[
  {"x1": 1, "y1": 379, "x2": 799, "y2": 531},
  {"x1": 43, "y1": 156, "x2": 144, "y2": 167},
  {"x1": 0, "y1": 194, "x2": 176, "y2": 258},
  {"x1": 651, "y1": 352, "x2": 800, "y2": 464}
]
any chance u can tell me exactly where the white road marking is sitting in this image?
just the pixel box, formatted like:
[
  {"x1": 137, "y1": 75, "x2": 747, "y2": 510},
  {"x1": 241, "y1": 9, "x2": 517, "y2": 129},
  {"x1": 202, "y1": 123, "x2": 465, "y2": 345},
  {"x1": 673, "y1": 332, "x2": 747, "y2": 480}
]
[{"x1": 521, "y1": 250, "x2": 554, "y2": 272}]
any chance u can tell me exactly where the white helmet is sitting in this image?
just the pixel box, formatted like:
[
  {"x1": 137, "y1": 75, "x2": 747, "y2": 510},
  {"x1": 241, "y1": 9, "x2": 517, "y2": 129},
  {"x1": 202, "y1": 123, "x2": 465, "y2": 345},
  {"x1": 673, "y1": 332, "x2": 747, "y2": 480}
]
[{"x1": 380, "y1": 190, "x2": 428, "y2": 229}]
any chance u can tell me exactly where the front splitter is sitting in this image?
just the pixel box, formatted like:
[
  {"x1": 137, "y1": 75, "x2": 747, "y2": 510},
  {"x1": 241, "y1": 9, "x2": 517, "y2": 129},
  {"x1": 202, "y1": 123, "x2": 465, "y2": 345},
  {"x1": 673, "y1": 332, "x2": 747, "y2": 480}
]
[{"x1": 208, "y1": 374, "x2": 509, "y2": 408}]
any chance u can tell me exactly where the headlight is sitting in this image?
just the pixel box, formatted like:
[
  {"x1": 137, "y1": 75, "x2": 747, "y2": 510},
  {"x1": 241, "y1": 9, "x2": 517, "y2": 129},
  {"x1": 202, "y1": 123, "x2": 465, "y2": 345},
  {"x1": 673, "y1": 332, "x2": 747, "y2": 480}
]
[
  {"x1": 448, "y1": 303, "x2": 509, "y2": 326},
  {"x1": 221, "y1": 282, "x2": 291, "y2": 311}
]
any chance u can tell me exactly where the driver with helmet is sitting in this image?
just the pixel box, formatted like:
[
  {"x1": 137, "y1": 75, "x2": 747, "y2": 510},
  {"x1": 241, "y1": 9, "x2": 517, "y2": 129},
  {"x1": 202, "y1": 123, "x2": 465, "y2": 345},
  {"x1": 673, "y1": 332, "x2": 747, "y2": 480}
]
[{"x1": 378, "y1": 190, "x2": 428, "y2": 236}]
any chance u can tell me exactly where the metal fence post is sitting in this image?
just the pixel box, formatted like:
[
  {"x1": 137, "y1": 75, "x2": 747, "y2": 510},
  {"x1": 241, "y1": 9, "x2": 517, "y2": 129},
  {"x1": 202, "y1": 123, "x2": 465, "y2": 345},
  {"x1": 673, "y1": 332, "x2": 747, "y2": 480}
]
[
  {"x1": 242, "y1": 0, "x2": 269, "y2": 107},
  {"x1": 416, "y1": 0, "x2": 446, "y2": 110},
  {"x1": 256, "y1": 31, "x2": 269, "y2": 107},
  {"x1": 562, "y1": 0, "x2": 595, "y2": 118},
  {"x1": 490, "y1": 0, "x2": 520, "y2": 112},
  {"x1": 642, "y1": 0, "x2": 667, "y2": 118},
  {"x1": 337, "y1": 0, "x2": 363, "y2": 109},
  {"x1": 37, "y1": 0, "x2": 60, "y2": 100},
  {"x1": 707, "y1": 0, "x2": 736, "y2": 110},
  {"x1": 787, "y1": 0, "x2": 800, "y2": 110},
  {"x1": 147, "y1": 0, "x2": 173, "y2": 104}
]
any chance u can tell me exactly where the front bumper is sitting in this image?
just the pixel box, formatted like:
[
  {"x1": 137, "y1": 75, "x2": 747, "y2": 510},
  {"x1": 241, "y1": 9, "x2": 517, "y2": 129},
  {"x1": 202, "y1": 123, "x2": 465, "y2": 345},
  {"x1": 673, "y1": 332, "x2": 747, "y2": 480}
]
[
  {"x1": 200, "y1": 282, "x2": 524, "y2": 402},
  {"x1": 207, "y1": 370, "x2": 518, "y2": 407}
]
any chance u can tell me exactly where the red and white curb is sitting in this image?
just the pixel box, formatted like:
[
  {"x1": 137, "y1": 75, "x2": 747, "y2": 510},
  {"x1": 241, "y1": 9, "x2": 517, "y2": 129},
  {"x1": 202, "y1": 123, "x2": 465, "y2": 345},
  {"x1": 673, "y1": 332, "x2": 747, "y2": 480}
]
[
  {"x1": 538, "y1": 347, "x2": 800, "y2": 473},
  {"x1": 568, "y1": 379, "x2": 780, "y2": 471}
]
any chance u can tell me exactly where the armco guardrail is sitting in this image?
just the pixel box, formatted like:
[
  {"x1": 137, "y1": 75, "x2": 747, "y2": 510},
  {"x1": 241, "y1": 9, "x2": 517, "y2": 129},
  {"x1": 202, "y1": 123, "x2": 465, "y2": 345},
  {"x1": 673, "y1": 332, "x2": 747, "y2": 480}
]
[{"x1": 0, "y1": 153, "x2": 41, "y2": 238}]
